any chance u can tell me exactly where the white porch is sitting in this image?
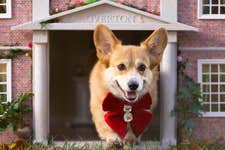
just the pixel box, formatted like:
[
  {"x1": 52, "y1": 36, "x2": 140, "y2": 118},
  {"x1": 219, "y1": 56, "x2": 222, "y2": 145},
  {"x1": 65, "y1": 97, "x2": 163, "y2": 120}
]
[{"x1": 12, "y1": 0, "x2": 197, "y2": 147}]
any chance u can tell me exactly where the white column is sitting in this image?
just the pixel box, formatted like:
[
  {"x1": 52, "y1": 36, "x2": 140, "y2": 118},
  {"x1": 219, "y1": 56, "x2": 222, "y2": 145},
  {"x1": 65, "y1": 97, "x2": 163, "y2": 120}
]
[
  {"x1": 160, "y1": 0, "x2": 177, "y2": 21},
  {"x1": 33, "y1": 31, "x2": 49, "y2": 143},
  {"x1": 32, "y1": 0, "x2": 49, "y2": 20},
  {"x1": 160, "y1": 40, "x2": 177, "y2": 147},
  {"x1": 160, "y1": 0, "x2": 177, "y2": 146}
]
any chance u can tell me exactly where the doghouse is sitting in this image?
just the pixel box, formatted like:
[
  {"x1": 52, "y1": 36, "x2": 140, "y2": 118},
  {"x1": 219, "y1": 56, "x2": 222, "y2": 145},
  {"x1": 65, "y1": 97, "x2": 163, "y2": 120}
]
[{"x1": 13, "y1": 0, "x2": 197, "y2": 146}]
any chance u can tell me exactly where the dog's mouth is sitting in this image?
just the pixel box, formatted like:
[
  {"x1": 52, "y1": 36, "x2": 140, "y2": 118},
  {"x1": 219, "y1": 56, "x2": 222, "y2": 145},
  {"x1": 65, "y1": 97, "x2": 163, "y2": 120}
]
[{"x1": 116, "y1": 81, "x2": 138, "y2": 102}]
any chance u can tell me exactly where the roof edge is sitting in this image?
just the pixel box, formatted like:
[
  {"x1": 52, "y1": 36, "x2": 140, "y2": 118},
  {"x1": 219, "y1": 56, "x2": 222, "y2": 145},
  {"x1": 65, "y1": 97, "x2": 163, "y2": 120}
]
[
  {"x1": 12, "y1": 22, "x2": 198, "y2": 31},
  {"x1": 12, "y1": 0, "x2": 198, "y2": 32}
]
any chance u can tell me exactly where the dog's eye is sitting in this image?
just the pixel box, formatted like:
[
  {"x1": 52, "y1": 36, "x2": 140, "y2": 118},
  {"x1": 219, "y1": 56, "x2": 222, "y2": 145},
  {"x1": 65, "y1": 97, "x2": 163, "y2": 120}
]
[
  {"x1": 117, "y1": 64, "x2": 126, "y2": 71},
  {"x1": 137, "y1": 64, "x2": 146, "y2": 72}
]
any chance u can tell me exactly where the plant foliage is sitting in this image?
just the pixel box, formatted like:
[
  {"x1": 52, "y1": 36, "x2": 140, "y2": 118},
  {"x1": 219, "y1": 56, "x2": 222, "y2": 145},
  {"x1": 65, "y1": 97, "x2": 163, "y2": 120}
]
[
  {"x1": 172, "y1": 54, "x2": 205, "y2": 143},
  {"x1": 0, "y1": 49, "x2": 26, "y2": 59},
  {"x1": 0, "y1": 93, "x2": 33, "y2": 131}
]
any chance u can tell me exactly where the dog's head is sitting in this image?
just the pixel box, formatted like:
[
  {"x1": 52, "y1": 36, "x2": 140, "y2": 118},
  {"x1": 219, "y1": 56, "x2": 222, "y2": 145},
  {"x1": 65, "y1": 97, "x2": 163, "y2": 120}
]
[{"x1": 94, "y1": 24, "x2": 167, "y2": 102}]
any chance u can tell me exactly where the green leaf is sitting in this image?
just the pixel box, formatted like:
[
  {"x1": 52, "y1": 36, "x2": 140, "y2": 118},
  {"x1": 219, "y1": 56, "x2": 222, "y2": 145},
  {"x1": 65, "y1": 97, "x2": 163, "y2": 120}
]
[
  {"x1": 85, "y1": 0, "x2": 99, "y2": 4},
  {"x1": 184, "y1": 119, "x2": 196, "y2": 129},
  {"x1": 17, "y1": 93, "x2": 33, "y2": 103},
  {"x1": 0, "y1": 101, "x2": 4, "y2": 115},
  {"x1": 7, "y1": 123, "x2": 14, "y2": 131},
  {"x1": 0, "y1": 93, "x2": 33, "y2": 131},
  {"x1": 178, "y1": 87, "x2": 192, "y2": 99},
  {"x1": 0, "y1": 127, "x2": 5, "y2": 131},
  {"x1": 13, "y1": 103, "x2": 19, "y2": 110},
  {"x1": 22, "y1": 105, "x2": 32, "y2": 112}
]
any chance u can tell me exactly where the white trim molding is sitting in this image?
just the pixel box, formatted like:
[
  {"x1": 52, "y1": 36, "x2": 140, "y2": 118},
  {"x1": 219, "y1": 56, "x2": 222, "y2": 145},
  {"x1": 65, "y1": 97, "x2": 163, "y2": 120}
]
[
  {"x1": 179, "y1": 47, "x2": 225, "y2": 51},
  {"x1": 32, "y1": 0, "x2": 49, "y2": 20},
  {"x1": 0, "y1": 46, "x2": 31, "y2": 50},
  {"x1": 198, "y1": 0, "x2": 225, "y2": 19},
  {"x1": 198, "y1": 59, "x2": 225, "y2": 117},
  {"x1": 12, "y1": 0, "x2": 198, "y2": 32},
  {"x1": 0, "y1": 0, "x2": 12, "y2": 19},
  {"x1": 0, "y1": 59, "x2": 12, "y2": 102},
  {"x1": 160, "y1": 0, "x2": 177, "y2": 22}
]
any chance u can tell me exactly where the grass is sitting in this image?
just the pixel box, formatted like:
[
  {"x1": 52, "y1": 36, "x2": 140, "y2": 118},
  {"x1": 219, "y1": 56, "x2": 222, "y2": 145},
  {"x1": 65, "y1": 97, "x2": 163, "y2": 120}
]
[
  {"x1": 1, "y1": 141, "x2": 162, "y2": 150},
  {"x1": 24, "y1": 143, "x2": 162, "y2": 150},
  {"x1": 23, "y1": 146, "x2": 161, "y2": 150},
  {"x1": 170, "y1": 143, "x2": 225, "y2": 150},
  {"x1": 27, "y1": 143, "x2": 225, "y2": 150},
  {"x1": 2, "y1": 140, "x2": 225, "y2": 150}
]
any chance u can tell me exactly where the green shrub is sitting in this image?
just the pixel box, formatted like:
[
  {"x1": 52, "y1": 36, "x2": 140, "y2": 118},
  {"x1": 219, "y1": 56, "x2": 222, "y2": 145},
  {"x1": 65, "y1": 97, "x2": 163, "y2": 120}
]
[
  {"x1": 0, "y1": 93, "x2": 33, "y2": 131},
  {"x1": 172, "y1": 55, "x2": 205, "y2": 143}
]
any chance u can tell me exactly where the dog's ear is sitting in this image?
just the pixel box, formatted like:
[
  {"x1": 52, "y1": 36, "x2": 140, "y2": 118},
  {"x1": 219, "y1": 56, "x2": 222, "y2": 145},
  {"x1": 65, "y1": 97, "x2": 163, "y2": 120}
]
[
  {"x1": 141, "y1": 28, "x2": 168, "y2": 69},
  {"x1": 94, "y1": 24, "x2": 121, "y2": 63}
]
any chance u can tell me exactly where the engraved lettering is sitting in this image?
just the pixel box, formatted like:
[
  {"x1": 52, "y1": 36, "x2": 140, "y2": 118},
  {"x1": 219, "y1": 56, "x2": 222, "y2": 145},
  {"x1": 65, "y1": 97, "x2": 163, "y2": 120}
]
[{"x1": 82, "y1": 15, "x2": 141, "y2": 23}]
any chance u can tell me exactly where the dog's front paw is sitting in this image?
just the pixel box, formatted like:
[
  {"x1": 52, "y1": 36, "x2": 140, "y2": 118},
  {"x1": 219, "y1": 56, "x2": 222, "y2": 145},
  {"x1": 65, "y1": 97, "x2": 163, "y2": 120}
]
[
  {"x1": 123, "y1": 131, "x2": 137, "y2": 146},
  {"x1": 106, "y1": 133, "x2": 123, "y2": 148}
]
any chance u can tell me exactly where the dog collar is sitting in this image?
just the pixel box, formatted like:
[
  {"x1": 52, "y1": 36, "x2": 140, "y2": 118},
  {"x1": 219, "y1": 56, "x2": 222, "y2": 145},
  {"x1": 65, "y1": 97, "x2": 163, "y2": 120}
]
[{"x1": 102, "y1": 93, "x2": 153, "y2": 138}]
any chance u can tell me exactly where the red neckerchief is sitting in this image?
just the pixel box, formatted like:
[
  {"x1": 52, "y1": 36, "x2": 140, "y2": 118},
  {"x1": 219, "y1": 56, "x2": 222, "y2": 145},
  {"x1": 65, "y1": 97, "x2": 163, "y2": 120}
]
[{"x1": 102, "y1": 93, "x2": 153, "y2": 138}]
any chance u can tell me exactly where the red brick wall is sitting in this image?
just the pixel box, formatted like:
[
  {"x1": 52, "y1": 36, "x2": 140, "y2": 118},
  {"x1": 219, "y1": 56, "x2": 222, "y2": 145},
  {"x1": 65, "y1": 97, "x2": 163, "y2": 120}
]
[
  {"x1": 178, "y1": 0, "x2": 225, "y2": 143},
  {"x1": 181, "y1": 51, "x2": 225, "y2": 82},
  {"x1": 12, "y1": 53, "x2": 32, "y2": 129},
  {"x1": 0, "y1": 53, "x2": 32, "y2": 144},
  {"x1": 0, "y1": 0, "x2": 32, "y2": 144},
  {"x1": 0, "y1": 0, "x2": 32, "y2": 46},
  {"x1": 194, "y1": 118, "x2": 225, "y2": 143},
  {"x1": 181, "y1": 50, "x2": 225, "y2": 142},
  {"x1": 178, "y1": 0, "x2": 225, "y2": 47},
  {"x1": 50, "y1": 0, "x2": 70, "y2": 13},
  {"x1": 0, "y1": 130, "x2": 19, "y2": 144},
  {"x1": 50, "y1": 0, "x2": 160, "y2": 15},
  {"x1": 12, "y1": 54, "x2": 32, "y2": 98}
]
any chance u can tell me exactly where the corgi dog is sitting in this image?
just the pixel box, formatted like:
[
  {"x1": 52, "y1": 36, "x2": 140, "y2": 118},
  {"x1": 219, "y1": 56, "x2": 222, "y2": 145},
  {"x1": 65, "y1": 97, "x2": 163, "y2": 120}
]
[{"x1": 89, "y1": 24, "x2": 167, "y2": 147}]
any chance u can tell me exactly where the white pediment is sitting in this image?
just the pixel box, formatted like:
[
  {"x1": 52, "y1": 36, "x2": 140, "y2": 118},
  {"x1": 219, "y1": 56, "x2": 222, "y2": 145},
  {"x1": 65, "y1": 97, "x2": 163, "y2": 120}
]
[
  {"x1": 12, "y1": 0, "x2": 197, "y2": 31},
  {"x1": 59, "y1": 3, "x2": 165, "y2": 24}
]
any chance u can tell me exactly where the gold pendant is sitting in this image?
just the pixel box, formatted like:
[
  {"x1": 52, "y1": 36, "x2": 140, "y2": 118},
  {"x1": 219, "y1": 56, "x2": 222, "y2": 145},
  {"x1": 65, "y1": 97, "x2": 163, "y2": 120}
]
[
  {"x1": 123, "y1": 105, "x2": 132, "y2": 113},
  {"x1": 124, "y1": 112, "x2": 133, "y2": 122},
  {"x1": 123, "y1": 105, "x2": 133, "y2": 122}
]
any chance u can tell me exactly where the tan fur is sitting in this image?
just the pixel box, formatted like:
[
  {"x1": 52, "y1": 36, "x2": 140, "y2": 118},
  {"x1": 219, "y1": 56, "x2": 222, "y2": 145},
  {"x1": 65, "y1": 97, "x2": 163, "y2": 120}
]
[{"x1": 89, "y1": 24, "x2": 167, "y2": 147}]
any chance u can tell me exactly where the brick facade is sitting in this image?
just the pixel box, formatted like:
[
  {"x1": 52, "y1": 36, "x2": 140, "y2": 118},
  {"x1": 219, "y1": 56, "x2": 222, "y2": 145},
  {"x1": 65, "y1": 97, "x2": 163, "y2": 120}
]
[
  {"x1": 194, "y1": 118, "x2": 225, "y2": 143},
  {"x1": 178, "y1": 0, "x2": 225, "y2": 142},
  {"x1": 50, "y1": 0, "x2": 160, "y2": 15},
  {"x1": 178, "y1": 0, "x2": 225, "y2": 47},
  {"x1": 12, "y1": 54, "x2": 32, "y2": 130},
  {"x1": 181, "y1": 51, "x2": 225, "y2": 82},
  {"x1": 0, "y1": 53, "x2": 32, "y2": 144},
  {"x1": 0, "y1": 130, "x2": 19, "y2": 144},
  {"x1": 0, "y1": 0, "x2": 32, "y2": 46},
  {"x1": 12, "y1": 54, "x2": 32, "y2": 98},
  {"x1": 50, "y1": 0, "x2": 70, "y2": 14},
  {"x1": 181, "y1": 51, "x2": 225, "y2": 142},
  {"x1": 0, "y1": 0, "x2": 33, "y2": 144}
]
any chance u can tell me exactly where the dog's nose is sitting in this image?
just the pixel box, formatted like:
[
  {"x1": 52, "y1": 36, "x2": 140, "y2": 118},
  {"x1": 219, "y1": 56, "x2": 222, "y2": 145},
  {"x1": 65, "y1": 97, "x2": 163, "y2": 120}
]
[{"x1": 128, "y1": 80, "x2": 139, "y2": 91}]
